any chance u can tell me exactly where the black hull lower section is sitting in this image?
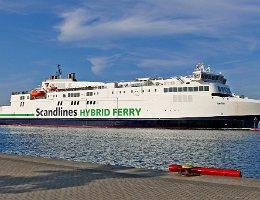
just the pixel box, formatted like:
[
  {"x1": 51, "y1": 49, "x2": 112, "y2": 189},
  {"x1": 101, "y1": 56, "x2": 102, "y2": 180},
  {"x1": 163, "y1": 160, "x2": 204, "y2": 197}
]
[{"x1": 0, "y1": 116, "x2": 259, "y2": 129}]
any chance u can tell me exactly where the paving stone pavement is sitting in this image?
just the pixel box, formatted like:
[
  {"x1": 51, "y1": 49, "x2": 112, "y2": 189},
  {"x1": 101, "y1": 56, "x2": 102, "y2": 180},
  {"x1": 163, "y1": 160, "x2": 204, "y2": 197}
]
[{"x1": 0, "y1": 153, "x2": 260, "y2": 200}]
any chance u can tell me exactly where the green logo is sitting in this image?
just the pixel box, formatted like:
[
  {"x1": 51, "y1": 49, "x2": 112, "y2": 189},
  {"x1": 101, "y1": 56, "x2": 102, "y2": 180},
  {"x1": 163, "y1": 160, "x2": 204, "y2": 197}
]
[{"x1": 80, "y1": 108, "x2": 141, "y2": 117}]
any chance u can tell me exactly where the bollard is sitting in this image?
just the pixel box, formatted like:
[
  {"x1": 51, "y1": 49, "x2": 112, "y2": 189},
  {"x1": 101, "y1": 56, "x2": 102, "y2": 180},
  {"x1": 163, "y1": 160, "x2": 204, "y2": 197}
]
[{"x1": 181, "y1": 164, "x2": 193, "y2": 176}]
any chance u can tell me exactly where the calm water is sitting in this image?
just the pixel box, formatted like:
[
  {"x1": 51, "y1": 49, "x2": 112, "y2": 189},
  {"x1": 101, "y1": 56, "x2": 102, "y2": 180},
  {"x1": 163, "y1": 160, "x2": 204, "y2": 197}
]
[{"x1": 0, "y1": 126, "x2": 259, "y2": 178}]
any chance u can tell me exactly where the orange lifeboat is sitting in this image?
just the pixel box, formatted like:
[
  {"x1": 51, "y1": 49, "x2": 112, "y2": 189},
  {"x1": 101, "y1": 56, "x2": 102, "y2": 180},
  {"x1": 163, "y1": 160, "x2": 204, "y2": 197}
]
[
  {"x1": 30, "y1": 89, "x2": 46, "y2": 98},
  {"x1": 47, "y1": 86, "x2": 57, "y2": 91}
]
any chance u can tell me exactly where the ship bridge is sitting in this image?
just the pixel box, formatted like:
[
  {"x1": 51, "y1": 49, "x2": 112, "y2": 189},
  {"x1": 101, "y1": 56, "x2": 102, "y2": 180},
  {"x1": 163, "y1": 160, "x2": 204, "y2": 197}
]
[{"x1": 193, "y1": 63, "x2": 227, "y2": 84}]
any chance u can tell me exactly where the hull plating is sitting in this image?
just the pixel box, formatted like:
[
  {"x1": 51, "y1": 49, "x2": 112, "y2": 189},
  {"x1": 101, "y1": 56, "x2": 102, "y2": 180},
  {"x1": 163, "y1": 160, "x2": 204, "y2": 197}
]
[{"x1": 0, "y1": 116, "x2": 259, "y2": 129}]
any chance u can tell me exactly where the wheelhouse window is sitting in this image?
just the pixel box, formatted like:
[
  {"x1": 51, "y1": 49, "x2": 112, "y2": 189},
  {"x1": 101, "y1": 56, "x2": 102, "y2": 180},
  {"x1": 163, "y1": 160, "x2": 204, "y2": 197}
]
[
  {"x1": 164, "y1": 86, "x2": 209, "y2": 93},
  {"x1": 204, "y1": 86, "x2": 209, "y2": 91}
]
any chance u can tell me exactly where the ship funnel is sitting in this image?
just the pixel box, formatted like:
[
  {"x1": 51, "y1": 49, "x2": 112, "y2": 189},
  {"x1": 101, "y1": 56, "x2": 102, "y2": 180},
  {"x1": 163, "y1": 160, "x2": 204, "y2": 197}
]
[{"x1": 68, "y1": 73, "x2": 76, "y2": 81}]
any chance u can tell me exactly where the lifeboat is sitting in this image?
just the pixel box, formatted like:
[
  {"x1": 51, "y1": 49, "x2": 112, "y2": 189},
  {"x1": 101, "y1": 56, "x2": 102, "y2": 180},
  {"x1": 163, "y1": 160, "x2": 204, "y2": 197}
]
[
  {"x1": 47, "y1": 86, "x2": 57, "y2": 91},
  {"x1": 30, "y1": 89, "x2": 46, "y2": 98},
  {"x1": 169, "y1": 164, "x2": 242, "y2": 177}
]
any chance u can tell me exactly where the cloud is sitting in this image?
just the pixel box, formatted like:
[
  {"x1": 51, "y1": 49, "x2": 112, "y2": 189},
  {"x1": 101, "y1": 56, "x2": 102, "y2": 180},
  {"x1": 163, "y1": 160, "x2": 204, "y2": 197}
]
[
  {"x1": 56, "y1": 8, "x2": 214, "y2": 42},
  {"x1": 56, "y1": 0, "x2": 260, "y2": 44},
  {"x1": 137, "y1": 57, "x2": 196, "y2": 70},
  {"x1": 88, "y1": 55, "x2": 121, "y2": 75}
]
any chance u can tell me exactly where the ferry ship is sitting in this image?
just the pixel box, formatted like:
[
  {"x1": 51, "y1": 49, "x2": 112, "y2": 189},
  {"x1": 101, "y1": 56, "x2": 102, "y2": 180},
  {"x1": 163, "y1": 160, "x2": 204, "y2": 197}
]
[{"x1": 0, "y1": 63, "x2": 259, "y2": 129}]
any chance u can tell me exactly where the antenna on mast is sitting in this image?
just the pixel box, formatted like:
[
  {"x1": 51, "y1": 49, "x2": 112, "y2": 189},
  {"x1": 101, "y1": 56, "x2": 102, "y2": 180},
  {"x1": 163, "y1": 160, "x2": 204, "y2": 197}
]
[{"x1": 56, "y1": 64, "x2": 62, "y2": 79}]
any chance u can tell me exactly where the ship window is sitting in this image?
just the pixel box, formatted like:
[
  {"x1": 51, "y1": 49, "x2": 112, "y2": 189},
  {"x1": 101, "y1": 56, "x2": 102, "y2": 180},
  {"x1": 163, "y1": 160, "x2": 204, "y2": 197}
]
[
  {"x1": 87, "y1": 92, "x2": 93, "y2": 96},
  {"x1": 20, "y1": 96, "x2": 25, "y2": 100},
  {"x1": 224, "y1": 87, "x2": 228, "y2": 93},
  {"x1": 148, "y1": 89, "x2": 150, "y2": 92},
  {"x1": 77, "y1": 101, "x2": 79, "y2": 105},
  {"x1": 183, "y1": 87, "x2": 187, "y2": 92},
  {"x1": 97, "y1": 92, "x2": 99, "y2": 95},
  {"x1": 194, "y1": 87, "x2": 198, "y2": 91},
  {"x1": 173, "y1": 87, "x2": 177, "y2": 92},
  {"x1": 169, "y1": 87, "x2": 173, "y2": 92},
  {"x1": 199, "y1": 86, "x2": 204, "y2": 91},
  {"x1": 63, "y1": 94, "x2": 66, "y2": 98},
  {"x1": 112, "y1": 91, "x2": 114, "y2": 94},
  {"x1": 188, "y1": 87, "x2": 193, "y2": 92},
  {"x1": 178, "y1": 87, "x2": 183, "y2": 92},
  {"x1": 227, "y1": 88, "x2": 231, "y2": 94},
  {"x1": 204, "y1": 86, "x2": 209, "y2": 91},
  {"x1": 68, "y1": 93, "x2": 71, "y2": 97},
  {"x1": 71, "y1": 101, "x2": 73, "y2": 105},
  {"x1": 87, "y1": 101, "x2": 89, "y2": 104},
  {"x1": 164, "y1": 88, "x2": 168, "y2": 93},
  {"x1": 90, "y1": 101, "x2": 92, "y2": 105},
  {"x1": 131, "y1": 90, "x2": 133, "y2": 93},
  {"x1": 155, "y1": 89, "x2": 157, "y2": 92}
]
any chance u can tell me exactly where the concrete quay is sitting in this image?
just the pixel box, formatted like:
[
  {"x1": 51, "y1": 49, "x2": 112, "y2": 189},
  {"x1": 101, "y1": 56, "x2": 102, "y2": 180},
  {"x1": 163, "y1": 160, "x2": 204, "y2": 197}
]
[{"x1": 0, "y1": 153, "x2": 259, "y2": 200}]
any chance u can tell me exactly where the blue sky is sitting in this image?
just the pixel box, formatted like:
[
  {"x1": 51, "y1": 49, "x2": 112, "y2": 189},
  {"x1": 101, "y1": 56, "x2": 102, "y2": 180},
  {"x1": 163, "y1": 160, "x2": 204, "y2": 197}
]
[{"x1": 0, "y1": 0, "x2": 260, "y2": 104}]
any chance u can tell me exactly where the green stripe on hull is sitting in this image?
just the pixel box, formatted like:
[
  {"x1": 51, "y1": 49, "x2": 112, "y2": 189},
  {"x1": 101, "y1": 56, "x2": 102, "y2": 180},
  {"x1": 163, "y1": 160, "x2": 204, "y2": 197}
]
[{"x1": 0, "y1": 114, "x2": 34, "y2": 117}]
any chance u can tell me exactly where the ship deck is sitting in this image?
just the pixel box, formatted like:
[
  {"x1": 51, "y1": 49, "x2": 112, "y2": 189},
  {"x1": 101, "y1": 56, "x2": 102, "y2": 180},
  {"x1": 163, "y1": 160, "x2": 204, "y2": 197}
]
[{"x1": 0, "y1": 153, "x2": 259, "y2": 200}]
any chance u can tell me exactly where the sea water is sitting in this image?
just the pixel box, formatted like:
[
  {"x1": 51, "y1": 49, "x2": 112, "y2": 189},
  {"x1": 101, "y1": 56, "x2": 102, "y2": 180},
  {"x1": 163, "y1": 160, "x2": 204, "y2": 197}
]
[{"x1": 0, "y1": 126, "x2": 259, "y2": 178}]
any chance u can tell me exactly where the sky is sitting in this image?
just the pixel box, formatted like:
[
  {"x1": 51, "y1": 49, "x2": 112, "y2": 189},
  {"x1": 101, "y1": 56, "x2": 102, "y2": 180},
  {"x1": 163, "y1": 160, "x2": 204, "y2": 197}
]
[{"x1": 0, "y1": 0, "x2": 260, "y2": 104}]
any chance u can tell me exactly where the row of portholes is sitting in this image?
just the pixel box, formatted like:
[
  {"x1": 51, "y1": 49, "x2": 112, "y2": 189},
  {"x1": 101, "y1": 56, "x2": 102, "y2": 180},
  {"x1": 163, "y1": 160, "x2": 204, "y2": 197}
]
[
  {"x1": 112, "y1": 89, "x2": 157, "y2": 94},
  {"x1": 71, "y1": 101, "x2": 80, "y2": 105},
  {"x1": 87, "y1": 101, "x2": 96, "y2": 105},
  {"x1": 61, "y1": 101, "x2": 97, "y2": 106}
]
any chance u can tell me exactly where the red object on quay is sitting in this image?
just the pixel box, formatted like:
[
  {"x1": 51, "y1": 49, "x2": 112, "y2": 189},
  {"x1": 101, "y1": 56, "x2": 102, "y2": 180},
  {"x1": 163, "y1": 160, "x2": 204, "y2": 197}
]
[{"x1": 168, "y1": 164, "x2": 242, "y2": 177}]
